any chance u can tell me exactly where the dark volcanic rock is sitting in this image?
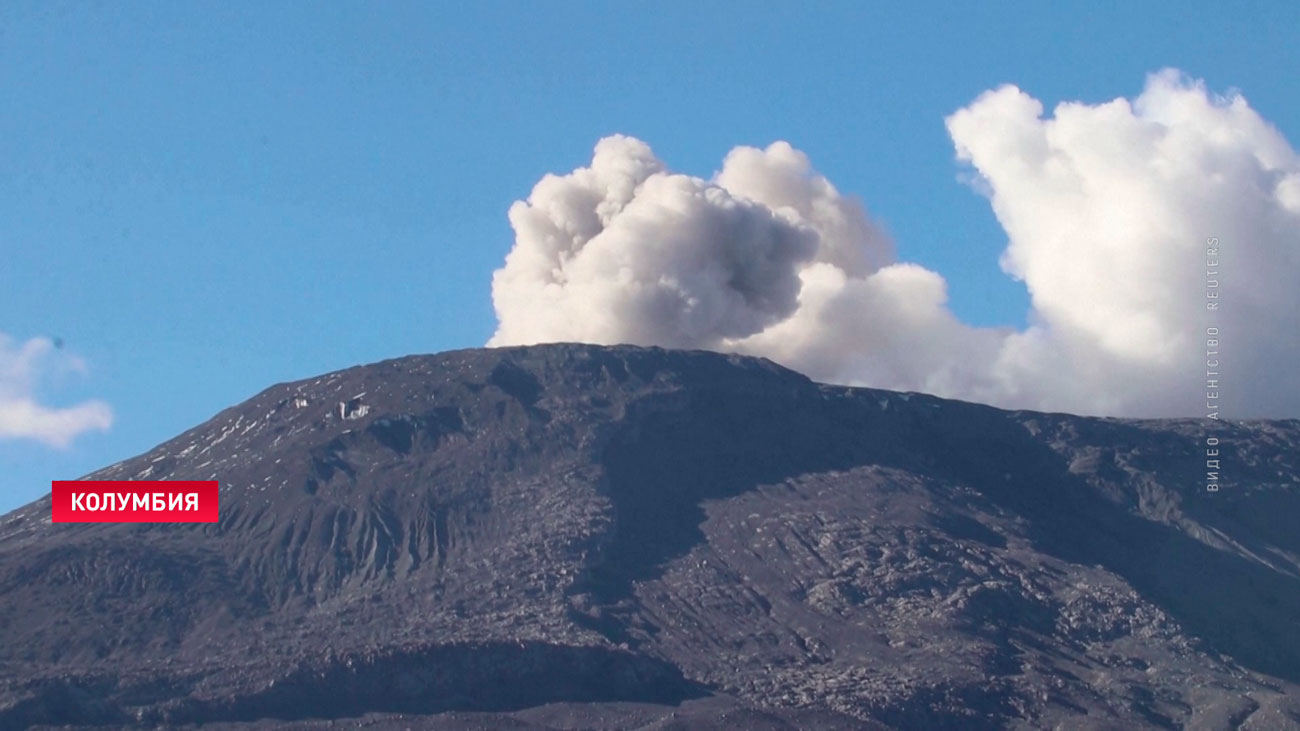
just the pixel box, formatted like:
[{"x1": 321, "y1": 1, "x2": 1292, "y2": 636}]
[{"x1": 1, "y1": 344, "x2": 1299, "y2": 729}]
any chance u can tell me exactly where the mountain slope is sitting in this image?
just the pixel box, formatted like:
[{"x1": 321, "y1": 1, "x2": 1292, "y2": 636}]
[{"x1": 2, "y1": 344, "x2": 1299, "y2": 729}]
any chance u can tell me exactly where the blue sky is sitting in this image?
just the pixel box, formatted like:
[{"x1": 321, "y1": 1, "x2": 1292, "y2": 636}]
[{"x1": 2, "y1": 1, "x2": 1298, "y2": 512}]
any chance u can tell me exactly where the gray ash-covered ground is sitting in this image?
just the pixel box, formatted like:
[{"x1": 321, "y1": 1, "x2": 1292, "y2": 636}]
[{"x1": 2, "y1": 344, "x2": 1299, "y2": 729}]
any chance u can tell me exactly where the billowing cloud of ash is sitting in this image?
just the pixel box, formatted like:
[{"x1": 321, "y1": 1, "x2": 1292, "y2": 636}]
[
  {"x1": 0, "y1": 334, "x2": 113, "y2": 447},
  {"x1": 490, "y1": 70, "x2": 1300, "y2": 418}
]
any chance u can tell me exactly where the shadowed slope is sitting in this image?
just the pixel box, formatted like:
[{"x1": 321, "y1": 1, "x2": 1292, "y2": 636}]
[{"x1": 1, "y1": 344, "x2": 1298, "y2": 729}]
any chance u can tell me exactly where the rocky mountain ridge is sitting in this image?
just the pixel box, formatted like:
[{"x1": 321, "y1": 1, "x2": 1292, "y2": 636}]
[{"x1": 1, "y1": 344, "x2": 1299, "y2": 729}]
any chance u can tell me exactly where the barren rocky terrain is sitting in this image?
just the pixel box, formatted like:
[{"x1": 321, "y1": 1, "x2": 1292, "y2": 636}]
[{"x1": 2, "y1": 344, "x2": 1299, "y2": 729}]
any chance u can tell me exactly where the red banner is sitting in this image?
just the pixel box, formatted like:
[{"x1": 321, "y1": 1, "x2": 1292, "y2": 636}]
[{"x1": 51, "y1": 481, "x2": 219, "y2": 523}]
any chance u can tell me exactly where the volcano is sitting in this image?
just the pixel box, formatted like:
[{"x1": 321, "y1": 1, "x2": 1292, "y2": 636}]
[{"x1": 3, "y1": 344, "x2": 1300, "y2": 729}]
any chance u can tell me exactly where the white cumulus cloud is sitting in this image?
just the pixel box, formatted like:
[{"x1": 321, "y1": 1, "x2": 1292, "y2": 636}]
[
  {"x1": 0, "y1": 334, "x2": 113, "y2": 447},
  {"x1": 490, "y1": 71, "x2": 1300, "y2": 418}
]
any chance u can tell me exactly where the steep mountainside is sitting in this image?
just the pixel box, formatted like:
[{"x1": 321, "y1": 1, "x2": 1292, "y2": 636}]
[{"x1": 2, "y1": 344, "x2": 1299, "y2": 729}]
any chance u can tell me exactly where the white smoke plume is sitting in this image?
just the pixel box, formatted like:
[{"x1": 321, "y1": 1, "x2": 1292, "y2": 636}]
[
  {"x1": 0, "y1": 334, "x2": 113, "y2": 447},
  {"x1": 490, "y1": 71, "x2": 1300, "y2": 418}
]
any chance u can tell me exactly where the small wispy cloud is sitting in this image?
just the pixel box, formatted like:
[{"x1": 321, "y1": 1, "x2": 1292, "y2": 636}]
[{"x1": 0, "y1": 334, "x2": 112, "y2": 447}]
